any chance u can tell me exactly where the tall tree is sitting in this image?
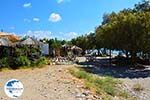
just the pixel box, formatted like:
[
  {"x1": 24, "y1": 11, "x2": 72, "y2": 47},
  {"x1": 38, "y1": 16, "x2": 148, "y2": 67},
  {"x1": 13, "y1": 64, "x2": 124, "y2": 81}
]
[
  {"x1": 134, "y1": 0, "x2": 150, "y2": 12},
  {"x1": 96, "y1": 1, "x2": 150, "y2": 64}
]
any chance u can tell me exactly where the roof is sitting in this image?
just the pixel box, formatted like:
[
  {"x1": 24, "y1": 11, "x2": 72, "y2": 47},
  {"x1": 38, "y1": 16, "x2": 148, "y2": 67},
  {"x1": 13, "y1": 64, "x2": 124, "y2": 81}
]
[
  {"x1": 62, "y1": 44, "x2": 71, "y2": 48},
  {"x1": 0, "y1": 32, "x2": 20, "y2": 42},
  {"x1": 19, "y1": 37, "x2": 40, "y2": 45},
  {"x1": 71, "y1": 45, "x2": 83, "y2": 51},
  {"x1": 0, "y1": 37, "x2": 12, "y2": 46}
]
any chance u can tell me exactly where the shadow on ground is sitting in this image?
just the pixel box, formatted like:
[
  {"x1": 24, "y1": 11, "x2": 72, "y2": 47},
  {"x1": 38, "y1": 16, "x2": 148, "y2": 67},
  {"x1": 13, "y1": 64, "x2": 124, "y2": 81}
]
[{"x1": 78, "y1": 58, "x2": 150, "y2": 79}]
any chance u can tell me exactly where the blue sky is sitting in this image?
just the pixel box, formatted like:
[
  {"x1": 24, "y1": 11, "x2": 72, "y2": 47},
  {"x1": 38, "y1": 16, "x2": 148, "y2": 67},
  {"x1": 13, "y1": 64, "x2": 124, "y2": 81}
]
[{"x1": 0, "y1": 0, "x2": 141, "y2": 40}]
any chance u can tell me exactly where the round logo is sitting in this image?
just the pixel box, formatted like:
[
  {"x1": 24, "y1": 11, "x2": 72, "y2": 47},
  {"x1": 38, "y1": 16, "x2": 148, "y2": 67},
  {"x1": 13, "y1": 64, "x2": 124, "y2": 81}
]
[{"x1": 4, "y1": 79, "x2": 24, "y2": 98}]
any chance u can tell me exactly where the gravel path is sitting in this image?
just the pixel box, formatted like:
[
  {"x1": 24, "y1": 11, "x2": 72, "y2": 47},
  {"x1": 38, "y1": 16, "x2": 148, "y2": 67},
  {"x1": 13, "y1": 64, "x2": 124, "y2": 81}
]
[
  {"x1": 0, "y1": 65, "x2": 96, "y2": 100},
  {"x1": 78, "y1": 57, "x2": 150, "y2": 100},
  {"x1": 120, "y1": 78, "x2": 150, "y2": 100}
]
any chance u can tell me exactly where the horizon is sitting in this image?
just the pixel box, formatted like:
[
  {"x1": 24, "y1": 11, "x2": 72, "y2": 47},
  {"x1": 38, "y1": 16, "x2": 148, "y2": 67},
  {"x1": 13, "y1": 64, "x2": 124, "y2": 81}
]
[{"x1": 0, "y1": 0, "x2": 141, "y2": 40}]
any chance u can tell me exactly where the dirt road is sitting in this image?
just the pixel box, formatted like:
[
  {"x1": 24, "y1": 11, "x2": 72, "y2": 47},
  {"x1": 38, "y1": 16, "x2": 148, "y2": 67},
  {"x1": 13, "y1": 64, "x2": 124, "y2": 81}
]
[{"x1": 0, "y1": 65, "x2": 91, "y2": 100}]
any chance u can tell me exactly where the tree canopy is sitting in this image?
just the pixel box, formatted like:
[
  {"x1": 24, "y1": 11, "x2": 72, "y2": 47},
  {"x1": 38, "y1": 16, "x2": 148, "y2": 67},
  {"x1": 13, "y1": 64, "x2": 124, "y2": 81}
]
[{"x1": 95, "y1": 0, "x2": 150, "y2": 63}]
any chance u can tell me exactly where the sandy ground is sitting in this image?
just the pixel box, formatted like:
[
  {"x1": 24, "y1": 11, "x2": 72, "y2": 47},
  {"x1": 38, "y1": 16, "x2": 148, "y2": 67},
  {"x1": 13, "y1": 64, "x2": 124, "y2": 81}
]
[
  {"x1": 1, "y1": 57, "x2": 150, "y2": 100},
  {"x1": 0, "y1": 65, "x2": 86, "y2": 100},
  {"x1": 120, "y1": 78, "x2": 150, "y2": 100}
]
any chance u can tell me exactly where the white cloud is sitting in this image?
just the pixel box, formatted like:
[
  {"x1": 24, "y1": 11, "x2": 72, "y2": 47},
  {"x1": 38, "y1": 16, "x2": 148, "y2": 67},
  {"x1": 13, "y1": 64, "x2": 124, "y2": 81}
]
[
  {"x1": 67, "y1": 32, "x2": 78, "y2": 39},
  {"x1": 86, "y1": 30, "x2": 94, "y2": 35},
  {"x1": 22, "y1": 30, "x2": 78, "y2": 40},
  {"x1": 57, "y1": 0, "x2": 64, "y2": 4},
  {"x1": 49, "y1": 13, "x2": 62, "y2": 22},
  {"x1": 24, "y1": 30, "x2": 53, "y2": 39},
  {"x1": 59, "y1": 32, "x2": 78, "y2": 40},
  {"x1": 23, "y1": 3, "x2": 32, "y2": 8},
  {"x1": 33, "y1": 18, "x2": 40, "y2": 22},
  {"x1": 10, "y1": 27, "x2": 15, "y2": 30},
  {"x1": 56, "y1": 0, "x2": 70, "y2": 4},
  {"x1": 24, "y1": 18, "x2": 31, "y2": 23}
]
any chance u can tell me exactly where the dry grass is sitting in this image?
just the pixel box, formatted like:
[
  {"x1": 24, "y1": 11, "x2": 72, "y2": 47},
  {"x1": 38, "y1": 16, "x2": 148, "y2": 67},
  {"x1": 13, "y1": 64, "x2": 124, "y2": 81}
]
[
  {"x1": 132, "y1": 83, "x2": 144, "y2": 92},
  {"x1": 68, "y1": 66, "x2": 136, "y2": 100}
]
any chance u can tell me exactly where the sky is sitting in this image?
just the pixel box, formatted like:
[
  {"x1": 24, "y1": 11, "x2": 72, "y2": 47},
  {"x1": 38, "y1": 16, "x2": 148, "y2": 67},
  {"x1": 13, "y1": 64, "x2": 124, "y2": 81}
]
[{"x1": 0, "y1": 0, "x2": 141, "y2": 40}]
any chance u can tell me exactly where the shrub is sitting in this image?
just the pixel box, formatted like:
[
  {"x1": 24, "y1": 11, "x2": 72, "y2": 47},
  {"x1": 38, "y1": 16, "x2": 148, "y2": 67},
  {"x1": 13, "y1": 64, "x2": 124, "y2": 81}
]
[
  {"x1": 0, "y1": 57, "x2": 10, "y2": 68},
  {"x1": 13, "y1": 56, "x2": 31, "y2": 68},
  {"x1": 0, "y1": 56, "x2": 48, "y2": 70},
  {"x1": 32, "y1": 57, "x2": 48, "y2": 67},
  {"x1": 132, "y1": 83, "x2": 144, "y2": 92},
  {"x1": 75, "y1": 70, "x2": 89, "y2": 79}
]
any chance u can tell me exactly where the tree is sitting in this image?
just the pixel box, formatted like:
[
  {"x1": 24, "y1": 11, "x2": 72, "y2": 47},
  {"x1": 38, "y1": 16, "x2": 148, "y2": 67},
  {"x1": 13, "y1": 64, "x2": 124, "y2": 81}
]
[
  {"x1": 86, "y1": 33, "x2": 96, "y2": 49},
  {"x1": 96, "y1": 1, "x2": 150, "y2": 64},
  {"x1": 71, "y1": 35, "x2": 88, "y2": 54},
  {"x1": 134, "y1": 0, "x2": 150, "y2": 12}
]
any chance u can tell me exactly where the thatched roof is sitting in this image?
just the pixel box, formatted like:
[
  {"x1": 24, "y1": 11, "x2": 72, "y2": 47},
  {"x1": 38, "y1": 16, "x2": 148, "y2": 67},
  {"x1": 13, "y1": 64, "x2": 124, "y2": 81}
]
[
  {"x1": 62, "y1": 44, "x2": 72, "y2": 48},
  {"x1": 19, "y1": 37, "x2": 40, "y2": 45},
  {"x1": 71, "y1": 46, "x2": 82, "y2": 51},
  {"x1": 0, "y1": 32, "x2": 20, "y2": 42},
  {"x1": 0, "y1": 37, "x2": 12, "y2": 46}
]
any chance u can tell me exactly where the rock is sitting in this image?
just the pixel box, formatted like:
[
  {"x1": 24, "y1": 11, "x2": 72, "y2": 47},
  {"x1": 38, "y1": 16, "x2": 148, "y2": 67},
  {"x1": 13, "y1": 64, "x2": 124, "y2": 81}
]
[
  {"x1": 68, "y1": 89, "x2": 70, "y2": 92},
  {"x1": 58, "y1": 70, "x2": 62, "y2": 72},
  {"x1": 86, "y1": 95, "x2": 94, "y2": 100},
  {"x1": 44, "y1": 95, "x2": 47, "y2": 98},
  {"x1": 77, "y1": 98, "x2": 83, "y2": 100},
  {"x1": 76, "y1": 93, "x2": 85, "y2": 98},
  {"x1": 77, "y1": 85, "x2": 83, "y2": 88},
  {"x1": 93, "y1": 95, "x2": 101, "y2": 99},
  {"x1": 54, "y1": 88, "x2": 57, "y2": 91},
  {"x1": 113, "y1": 96, "x2": 119, "y2": 100},
  {"x1": 75, "y1": 89, "x2": 81, "y2": 93},
  {"x1": 76, "y1": 93, "x2": 86, "y2": 98},
  {"x1": 83, "y1": 90, "x2": 91, "y2": 96}
]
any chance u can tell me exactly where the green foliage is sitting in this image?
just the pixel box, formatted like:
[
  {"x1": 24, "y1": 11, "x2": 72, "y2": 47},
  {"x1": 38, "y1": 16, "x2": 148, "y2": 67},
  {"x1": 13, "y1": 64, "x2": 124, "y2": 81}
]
[
  {"x1": 0, "y1": 57, "x2": 10, "y2": 68},
  {"x1": 119, "y1": 90, "x2": 129, "y2": 98},
  {"x1": 134, "y1": 0, "x2": 150, "y2": 12},
  {"x1": 69, "y1": 67, "x2": 136, "y2": 99},
  {"x1": 15, "y1": 48, "x2": 24, "y2": 56},
  {"x1": 69, "y1": 67, "x2": 117, "y2": 96},
  {"x1": 2, "y1": 48, "x2": 10, "y2": 57},
  {"x1": 69, "y1": 0, "x2": 150, "y2": 61},
  {"x1": 95, "y1": 0, "x2": 150, "y2": 63},
  {"x1": 73, "y1": 70, "x2": 90, "y2": 79},
  {"x1": 41, "y1": 38, "x2": 67, "y2": 56},
  {"x1": 14, "y1": 56, "x2": 31, "y2": 67},
  {"x1": 14, "y1": 45, "x2": 40, "y2": 58},
  {"x1": 71, "y1": 36, "x2": 87, "y2": 52},
  {"x1": 0, "y1": 56, "x2": 48, "y2": 70},
  {"x1": 0, "y1": 40, "x2": 47, "y2": 70},
  {"x1": 71, "y1": 33, "x2": 96, "y2": 52},
  {"x1": 34, "y1": 57, "x2": 48, "y2": 67}
]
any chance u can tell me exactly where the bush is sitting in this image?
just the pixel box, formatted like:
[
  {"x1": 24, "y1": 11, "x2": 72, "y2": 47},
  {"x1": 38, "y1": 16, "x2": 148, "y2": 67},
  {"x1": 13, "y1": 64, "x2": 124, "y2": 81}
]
[
  {"x1": 132, "y1": 83, "x2": 144, "y2": 92},
  {"x1": 13, "y1": 56, "x2": 31, "y2": 68},
  {"x1": 0, "y1": 55, "x2": 48, "y2": 70},
  {"x1": 0, "y1": 57, "x2": 10, "y2": 68},
  {"x1": 31, "y1": 57, "x2": 48, "y2": 67}
]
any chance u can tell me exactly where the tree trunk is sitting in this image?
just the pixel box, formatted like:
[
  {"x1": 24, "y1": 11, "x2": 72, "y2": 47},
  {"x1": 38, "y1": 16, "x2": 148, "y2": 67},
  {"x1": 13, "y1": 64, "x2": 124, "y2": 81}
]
[
  {"x1": 125, "y1": 51, "x2": 129, "y2": 59},
  {"x1": 109, "y1": 49, "x2": 112, "y2": 66},
  {"x1": 131, "y1": 51, "x2": 137, "y2": 64},
  {"x1": 97, "y1": 49, "x2": 100, "y2": 56}
]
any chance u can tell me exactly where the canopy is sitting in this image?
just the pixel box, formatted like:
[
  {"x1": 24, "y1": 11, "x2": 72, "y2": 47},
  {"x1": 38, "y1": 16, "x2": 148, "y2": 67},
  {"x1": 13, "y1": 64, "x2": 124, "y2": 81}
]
[
  {"x1": 0, "y1": 32, "x2": 20, "y2": 42},
  {"x1": 71, "y1": 45, "x2": 83, "y2": 52},
  {"x1": 0, "y1": 37, "x2": 12, "y2": 46}
]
